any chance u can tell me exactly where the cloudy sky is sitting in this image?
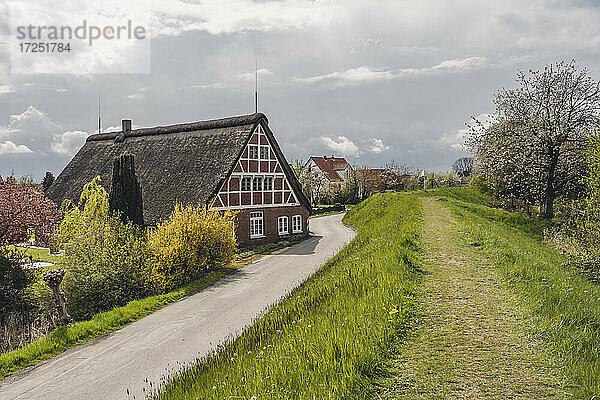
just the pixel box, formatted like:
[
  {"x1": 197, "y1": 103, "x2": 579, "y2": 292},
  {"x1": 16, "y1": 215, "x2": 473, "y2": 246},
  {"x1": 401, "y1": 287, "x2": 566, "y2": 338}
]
[{"x1": 1, "y1": 0, "x2": 600, "y2": 180}]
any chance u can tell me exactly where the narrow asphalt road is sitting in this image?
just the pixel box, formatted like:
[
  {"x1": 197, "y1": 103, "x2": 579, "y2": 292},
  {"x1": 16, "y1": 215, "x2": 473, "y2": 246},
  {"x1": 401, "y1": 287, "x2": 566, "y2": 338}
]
[{"x1": 1, "y1": 214, "x2": 355, "y2": 400}]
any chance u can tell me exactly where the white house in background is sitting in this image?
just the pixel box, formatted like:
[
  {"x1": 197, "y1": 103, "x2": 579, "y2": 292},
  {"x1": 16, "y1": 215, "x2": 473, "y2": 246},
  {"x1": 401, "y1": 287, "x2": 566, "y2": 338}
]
[{"x1": 303, "y1": 156, "x2": 352, "y2": 184}]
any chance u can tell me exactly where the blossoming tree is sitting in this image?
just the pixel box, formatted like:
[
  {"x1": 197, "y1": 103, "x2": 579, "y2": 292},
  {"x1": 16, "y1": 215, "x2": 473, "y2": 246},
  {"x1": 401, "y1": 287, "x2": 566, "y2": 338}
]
[{"x1": 0, "y1": 176, "x2": 60, "y2": 246}]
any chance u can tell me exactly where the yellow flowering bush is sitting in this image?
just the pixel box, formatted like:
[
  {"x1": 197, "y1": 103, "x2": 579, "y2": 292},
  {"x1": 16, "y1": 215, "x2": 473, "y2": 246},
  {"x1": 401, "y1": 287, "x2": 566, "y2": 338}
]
[{"x1": 149, "y1": 203, "x2": 237, "y2": 292}]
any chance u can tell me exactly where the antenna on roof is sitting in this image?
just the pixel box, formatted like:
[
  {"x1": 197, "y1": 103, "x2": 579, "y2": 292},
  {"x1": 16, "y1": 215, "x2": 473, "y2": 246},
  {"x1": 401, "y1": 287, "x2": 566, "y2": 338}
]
[
  {"x1": 98, "y1": 89, "x2": 101, "y2": 134},
  {"x1": 254, "y1": 58, "x2": 258, "y2": 114}
]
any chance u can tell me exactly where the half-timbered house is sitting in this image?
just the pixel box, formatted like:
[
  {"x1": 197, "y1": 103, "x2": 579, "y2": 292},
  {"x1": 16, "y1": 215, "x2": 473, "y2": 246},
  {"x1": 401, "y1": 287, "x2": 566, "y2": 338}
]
[{"x1": 47, "y1": 113, "x2": 311, "y2": 248}]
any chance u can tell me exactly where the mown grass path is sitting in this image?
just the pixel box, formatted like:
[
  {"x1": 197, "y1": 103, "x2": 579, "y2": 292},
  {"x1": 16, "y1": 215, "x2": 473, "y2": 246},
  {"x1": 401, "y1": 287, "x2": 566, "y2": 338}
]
[{"x1": 377, "y1": 197, "x2": 565, "y2": 399}]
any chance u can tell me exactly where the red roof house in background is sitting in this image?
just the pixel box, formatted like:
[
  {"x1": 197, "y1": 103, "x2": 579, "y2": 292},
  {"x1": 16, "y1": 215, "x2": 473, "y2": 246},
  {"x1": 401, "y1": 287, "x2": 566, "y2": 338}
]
[{"x1": 304, "y1": 156, "x2": 352, "y2": 184}]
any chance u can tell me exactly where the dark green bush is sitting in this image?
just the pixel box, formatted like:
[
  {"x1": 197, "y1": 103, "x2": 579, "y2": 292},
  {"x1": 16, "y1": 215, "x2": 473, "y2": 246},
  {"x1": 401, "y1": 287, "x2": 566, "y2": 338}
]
[
  {"x1": 0, "y1": 247, "x2": 34, "y2": 316},
  {"x1": 0, "y1": 247, "x2": 40, "y2": 352},
  {"x1": 109, "y1": 153, "x2": 144, "y2": 226}
]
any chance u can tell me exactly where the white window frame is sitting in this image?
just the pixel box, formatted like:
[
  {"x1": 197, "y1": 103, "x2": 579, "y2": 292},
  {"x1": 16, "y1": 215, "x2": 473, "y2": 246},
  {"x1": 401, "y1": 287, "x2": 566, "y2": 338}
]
[
  {"x1": 292, "y1": 215, "x2": 302, "y2": 233},
  {"x1": 241, "y1": 176, "x2": 252, "y2": 191},
  {"x1": 264, "y1": 176, "x2": 273, "y2": 191},
  {"x1": 250, "y1": 212, "x2": 264, "y2": 238},
  {"x1": 260, "y1": 146, "x2": 270, "y2": 159},
  {"x1": 253, "y1": 176, "x2": 262, "y2": 191},
  {"x1": 249, "y1": 145, "x2": 259, "y2": 159},
  {"x1": 278, "y1": 216, "x2": 289, "y2": 235}
]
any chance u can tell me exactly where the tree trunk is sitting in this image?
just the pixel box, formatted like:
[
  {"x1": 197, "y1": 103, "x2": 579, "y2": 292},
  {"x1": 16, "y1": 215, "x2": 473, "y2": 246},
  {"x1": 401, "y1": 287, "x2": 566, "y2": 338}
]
[{"x1": 542, "y1": 154, "x2": 558, "y2": 219}]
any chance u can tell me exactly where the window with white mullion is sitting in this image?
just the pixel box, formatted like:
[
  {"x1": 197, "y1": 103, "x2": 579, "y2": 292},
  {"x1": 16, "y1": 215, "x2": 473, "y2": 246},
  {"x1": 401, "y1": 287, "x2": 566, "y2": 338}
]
[
  {"x1": 249, "y1": 145, "x2": 259, "y2": 160},
  {"x1": 278, "y1": 216, "x2": 289, "y2": 235},
  {"x1": 292, "y1": 215, "x2": 302, "y2": 233},
  {"x1": 260, "y1": 146, "x2": 269, "y2": 161},
  {"x1": 264, "y1": 176, "x2": 273, "y2": 191},
  {"x1": 241, "y1": 176, "x2": 251, "y2": 192},
  {"x1": 250, "y1": 211, "x2": 264, "y2": 238},
  {"x1": 253, "y1": 176, "x2": 262, "y2": 191}
]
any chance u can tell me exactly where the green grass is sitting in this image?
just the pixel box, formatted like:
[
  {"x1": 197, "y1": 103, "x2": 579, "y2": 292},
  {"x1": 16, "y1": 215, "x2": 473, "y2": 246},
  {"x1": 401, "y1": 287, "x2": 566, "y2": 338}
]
[
  {"x1": 235, "y1": 242, "x2": 283, "y2": 260},
  {"x1": 155, "y1": 193, "x2": 423, "y2": 399},
  {"x1": 7, "y1": 245, "x2": 62, "y2": 264},
  {"x1": 308, "y1": 209, "x2": 346, "y2": 218},
  {"x1": 439, "y1": 192, "x2": 600, "y2": 397},
  {"x1": 0, "y1": 267, "x2": 235, "y2": 380},
  {"x1": 374, "y1": 196, "x2": 565, "y2": 398},
  {"x1": 235, "y1": 236, "x2": 308, "y2": 260},
  {"x1": 416, "y1": 186, "x2": 492, "y2": 205}
]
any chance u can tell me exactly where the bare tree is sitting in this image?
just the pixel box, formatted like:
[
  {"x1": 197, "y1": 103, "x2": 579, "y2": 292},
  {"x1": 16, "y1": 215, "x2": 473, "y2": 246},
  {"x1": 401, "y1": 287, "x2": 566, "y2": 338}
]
[
  {"x1": 452, "y1": 157, "x2": 473, "y2": 178},
  {"x1": 470, "y1": 60, "x2": 600, "y2": 217},
  {"x1": 291, "y1": 158, "x2": 305, "y2": 178},
  {"x1": 385, "y1": 160, "x2": 413, "y2": 176}
]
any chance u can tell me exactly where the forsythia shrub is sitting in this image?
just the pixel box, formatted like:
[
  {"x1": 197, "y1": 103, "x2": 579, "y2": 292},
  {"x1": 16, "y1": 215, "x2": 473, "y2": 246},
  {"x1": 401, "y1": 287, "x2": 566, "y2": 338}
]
[
  {"x1": 57, "y1": 178, "x2": 153, "y2": 320},
  {"x1": 150, "y1": 203, "x2": 237, "y2": 292}
]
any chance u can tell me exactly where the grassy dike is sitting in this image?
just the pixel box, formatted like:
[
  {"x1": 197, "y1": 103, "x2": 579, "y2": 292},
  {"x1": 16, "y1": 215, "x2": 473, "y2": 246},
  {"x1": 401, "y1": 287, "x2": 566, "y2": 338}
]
[
  {"x1": 438, "y1": 192, "x2": 600, "y2": 397},
  {"x1": 156, "y1": 193, "x2": 423, "y2": 399}
]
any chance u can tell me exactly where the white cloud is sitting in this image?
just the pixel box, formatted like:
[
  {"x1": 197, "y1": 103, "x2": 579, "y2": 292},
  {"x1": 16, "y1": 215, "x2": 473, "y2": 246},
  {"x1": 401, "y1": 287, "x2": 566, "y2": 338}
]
[
  {"x1": 4, "y1": 106, "x2": 62, "y2": 147},
  {"x1": 123, "y1": 87, "x2": 147, "y2": 100},
  {"x1": 0, "y1": 84, "x2": 13, "y2": 95},
  {"x1": 146, "y1": 0, "x2": 339, "y2": 36},
  {"x1": 295, "y1": 66, "x2": 397, "y2": 84},
  {"x1": 192, "y1": 68, "x2": 272, "y2": 90},
  {"x1": 192, "y1": 81, "x2": 228, "y2": 90},
  {"x1": 368, "y1": 138, "x2": 390, "y2": 153},
  {"x1": 441, "y1": 113, "x2": 495, "y2": 151},
  {"x1": 294, "y1": 57, "x2": 492, "y2": 85},
  {"x1": 124, "y1": 92, "x2": 144, "y2": 100},
  {"x1": 0, "y1": 106, "x2": 90, "y2": 156},
  {"x1": 0, "y1": 141, "x2": 34, "y2": 154},
  {"x1": 50, "y1": 130, "x2": 89, "y2": 156},
  {"x1": 237, "y1": 68, "x2": 273, "y2": 81},
  {"x1": 320, "y1": 136, "x2": 359, "y2": 156},
  {"x1": 431, "y1": 56, "x2": 489, "y2": 72}
]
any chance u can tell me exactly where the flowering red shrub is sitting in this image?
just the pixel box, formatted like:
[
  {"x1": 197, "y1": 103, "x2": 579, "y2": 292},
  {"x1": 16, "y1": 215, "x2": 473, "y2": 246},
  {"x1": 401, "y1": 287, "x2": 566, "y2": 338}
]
[{"x1": 0, "y1": 176, "x2": 60, "y2": 246}]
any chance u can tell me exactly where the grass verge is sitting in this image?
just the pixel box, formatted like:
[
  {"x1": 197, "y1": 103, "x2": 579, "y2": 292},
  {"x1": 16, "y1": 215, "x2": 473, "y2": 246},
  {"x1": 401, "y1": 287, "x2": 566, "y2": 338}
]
[
  {"x1": 441, "y1": 193, "x2": 600, "y2": 397},
  {"x1": 0, "y1": 267, "x2": 235, "y2": 380},
  {"x1": 155, "y1": 193, "x2": 423, "y2": 399},
  {"x1": 234, "y1": 235, "x2": 310, "y2": 261},
  {"x1": 7, "y1": 245, "x2": 62, "y2": 264}
]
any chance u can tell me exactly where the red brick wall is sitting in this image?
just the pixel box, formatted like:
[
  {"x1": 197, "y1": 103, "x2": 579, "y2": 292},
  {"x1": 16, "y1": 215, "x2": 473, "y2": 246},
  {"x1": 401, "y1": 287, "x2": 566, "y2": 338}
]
[{"x1": 235, "y1": 205, "x2": 310, "y2": 249}]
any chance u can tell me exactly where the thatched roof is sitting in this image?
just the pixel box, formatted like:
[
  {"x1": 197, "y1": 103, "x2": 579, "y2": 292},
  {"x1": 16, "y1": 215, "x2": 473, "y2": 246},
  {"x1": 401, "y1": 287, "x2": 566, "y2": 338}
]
[{"x1": 47, "y1": 113, "x2": 310, "y2": 225}]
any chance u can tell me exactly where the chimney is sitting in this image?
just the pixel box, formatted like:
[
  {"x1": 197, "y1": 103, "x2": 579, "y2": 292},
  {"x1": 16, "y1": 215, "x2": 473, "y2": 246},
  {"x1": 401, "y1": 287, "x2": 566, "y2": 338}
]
[{"x1": 122, "y1": 119, "x2": 132, "y2": 132}]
